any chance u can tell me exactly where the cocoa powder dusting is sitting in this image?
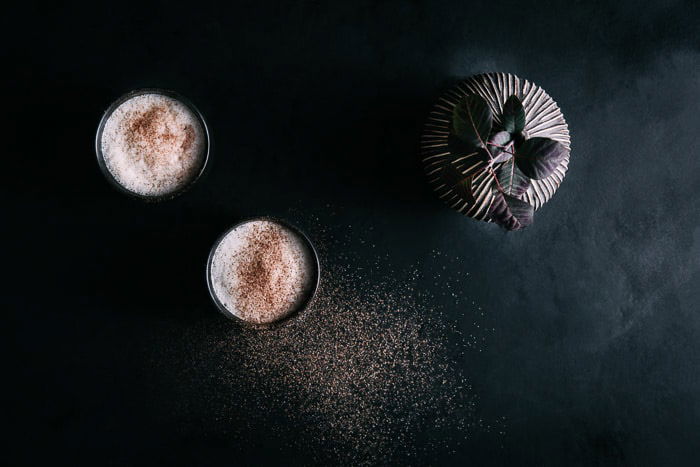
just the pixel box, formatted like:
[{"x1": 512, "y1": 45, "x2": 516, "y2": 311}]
[
  {"x1": 149, "y1": 212, "x2": 506, "y2": 464},
  {"x1": 100, "y1": 93, "x2": 205, "y2": 196},
  {"x1": 231, "y1": 223, "x2": 298, "y2": 322},
  {"x1": 125, "y1": 104, "x2": 176, "y2": 169},
  {"x1": 210, "y1": 220, "x2": 314, "y2": 324},
  {"x1": 180, "y1": 125, "x2": 195, "y2": 152}
]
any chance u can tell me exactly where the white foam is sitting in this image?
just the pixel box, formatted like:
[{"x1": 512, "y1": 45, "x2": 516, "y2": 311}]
[
  {"x1": 100, "y1": 93, "x2": 206, "y2": 197},
  {"x1": 209, "y1": 220, "x2": 316, "y2": 324}
]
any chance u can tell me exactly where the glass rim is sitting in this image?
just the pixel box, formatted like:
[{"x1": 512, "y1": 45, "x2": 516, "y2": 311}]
[
  {"x1": 94, "y1": 88, "x2": 211, "y2": 202},
  {"x1": 205, "y1": 216, "x2": 321, "y2": 330}
]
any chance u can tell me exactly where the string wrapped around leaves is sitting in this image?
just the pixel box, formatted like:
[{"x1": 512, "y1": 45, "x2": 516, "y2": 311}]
[{"x1": 444, "y1": 94, "x2": 566, "y2": 231}]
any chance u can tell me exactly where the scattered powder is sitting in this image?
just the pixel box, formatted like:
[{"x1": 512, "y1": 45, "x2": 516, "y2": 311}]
[
  {"x1": 221, "y1": 263, "x2": 479, "y2": 464},
  {"x1": 100, "y1": 93, "x2": 206, "y2": 196},
  {"x1": 144, "y1": 210, "x2": 506, "y2": 464},
  {"x1": 209, "y1": 220, "x2": 316, "y2": 324}
]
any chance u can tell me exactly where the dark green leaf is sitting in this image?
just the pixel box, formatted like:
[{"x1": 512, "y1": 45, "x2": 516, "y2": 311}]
[
  {"x1": 487, "y1": 131, "x2": 513, "y2": 164},
  {"x1": 452, "y1": 94, "x2": 492, "y2": 148},
  {"x1": 476, "y1": 147, "x2": 492, "y2": 165},
  {"x1": 513, "y1": 130, "x2": 527, "y2": 148},
  {"x1": 515, "y1": 137, "x2": 567, "y2": 180},
  {"x1": 502, "y1": 95, "x2": 526, "y2": 134},
  {"x1": 440, "y1": 162, "x2": 475, "y2": 205},
  {"x1": 453, "y1": 175, "x2": 475, "y2": 205},
  {"x1": 496, "y1": 158, "x2": 530, "y2": 197},
  {"x1": 489, "y1": 191, "x2": 534, "y2": 231},
  {"x1": 447, "y1": 133, "x2": 478, "y2": 158}
]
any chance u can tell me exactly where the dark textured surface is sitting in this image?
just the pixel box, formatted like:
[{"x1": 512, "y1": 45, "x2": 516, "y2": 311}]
[{"x1": 6, "y1": 1, "x2": 700, "y2": 465}]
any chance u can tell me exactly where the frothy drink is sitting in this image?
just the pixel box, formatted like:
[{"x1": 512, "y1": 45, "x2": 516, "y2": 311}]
[
  {"x1": 208, "y1": 219, "x2": 317, "y2": 324},
  {"x1": 100, "y1": 93, "x2": 206, "y2": 197}
]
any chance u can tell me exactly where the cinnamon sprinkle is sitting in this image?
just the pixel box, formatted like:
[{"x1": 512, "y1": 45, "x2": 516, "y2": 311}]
[
  {"x1": 232, "y1": 223, "x2": 299, "y2": 321},
  {"x1": 209, "y1": 220, "x2": 316, "y2": 324},
  {"x1": 149, "y1": 213, "x2": 504, "y2": 464},
  {"x1": 100, "y1": 93, "x2": 205, "y2": 196}
]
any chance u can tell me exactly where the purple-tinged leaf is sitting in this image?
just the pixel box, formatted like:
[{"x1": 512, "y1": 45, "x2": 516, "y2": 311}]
[
  {"x1": 487, "y1": 131, "x2": 513, "y2": 164},
  {"x1": 452, "y1": 94, "x2": 492, "y2": 148},
  {"x1": 496, "y1": 158, "x2": 530, "y2": 197},
  {"x1": 502, "y1": 95, "x2": 526, "y2": 134},
  {"x1": 440, "y1": 162, "x2": 475, "y2": 205},
  {"x1": 489, "y1": 191, "x2": 534, "y2": 231},
  {"x1": 515, "y1": 137, "x2": 566, "y2": 180}
]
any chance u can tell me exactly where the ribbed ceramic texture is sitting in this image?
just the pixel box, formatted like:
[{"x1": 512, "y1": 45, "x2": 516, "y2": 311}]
[{"x1": 422, "y1": 73, "x2": 570, "y2": 220}]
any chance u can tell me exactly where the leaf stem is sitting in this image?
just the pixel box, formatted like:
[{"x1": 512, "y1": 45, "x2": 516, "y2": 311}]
[
  {"x1": 465, "y1": 100, "x2": 494, "y2": 159},
  {"x1": 486, "y1": 141, "x2": 516, "y2": 156}
]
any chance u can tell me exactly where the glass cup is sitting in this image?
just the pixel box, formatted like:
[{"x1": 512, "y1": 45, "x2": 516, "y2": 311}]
[
  {"x1": 94, "y1": 88, "x2": 211, "y2": 202},
  {"x1": 206, "y1": 217, "x2": 321, "y2": 329}
]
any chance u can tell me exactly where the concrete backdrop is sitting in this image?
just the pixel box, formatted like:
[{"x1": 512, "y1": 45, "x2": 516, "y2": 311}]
[{"x1": 6, "y1": 0, "x2": 699, "y2": 465}]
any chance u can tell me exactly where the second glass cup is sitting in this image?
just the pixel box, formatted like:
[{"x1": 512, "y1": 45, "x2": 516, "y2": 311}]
[{"x1": 206, "y1": 217, "x2": 320, "y2": 329}]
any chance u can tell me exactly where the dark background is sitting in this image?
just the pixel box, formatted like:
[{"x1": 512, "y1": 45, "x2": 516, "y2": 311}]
[{"x1": 6, "y1": 0, "x2": 700, "y2": 465}]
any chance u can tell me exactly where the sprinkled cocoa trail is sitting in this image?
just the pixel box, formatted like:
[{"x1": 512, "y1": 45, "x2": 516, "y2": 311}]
[
  {"x1": 228, "y1": 263, "x2": 478, "y2": 464},
  {"x1": 148, "y1": 214, "x2": 504, "y2": 464}
]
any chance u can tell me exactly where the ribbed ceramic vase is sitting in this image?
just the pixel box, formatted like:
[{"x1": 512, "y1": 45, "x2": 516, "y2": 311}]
[{"x1": 421, "y1": 72, "x2": 571, "y2": 222}]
